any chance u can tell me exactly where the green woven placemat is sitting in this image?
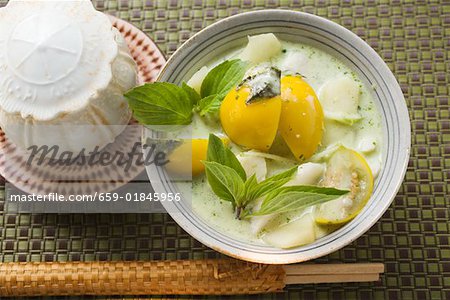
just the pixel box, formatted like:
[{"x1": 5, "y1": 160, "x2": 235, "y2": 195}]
[{"x1": 0, "y1": 0, "x2": 449, "y2": 299}]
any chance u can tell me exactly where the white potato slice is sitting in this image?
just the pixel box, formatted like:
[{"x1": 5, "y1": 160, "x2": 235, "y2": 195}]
[
  {"x1": 250, "y1": 163, "x2": 324, "y2": 235},
  {"x1": 324, "y1": 111, "x2": 362, "y2": 125},
  {"x1": 310, "y1": 143, "x2": 342, "y2": 162},
  {"x1": 322, "y1": 120, "x2": 356, "y2": 147},
  {"x1": 239, "y1": 33, "x2": 282, "y2": 64},
  {"x1": 314, "y1": 223, "x2": 341, "y2": 239},
  {"x1": 244, "y1": 150, "x2": 296, "y2": 164},
  {"x1": 277, "y1": 51, "x2": 308, "y2": 75},
  {"x1": 319, "y1": 77, "x2": 361, "y2": 125},
  {"x1": 187, "y1": 66, "x2": 209, "y2": 94},
  {"x1": 250, "y1": 215, "x2": 274, "y2": 235},
  {"x1": 262, "y1": 214, "x2": 316, "y2": 249},
  {"x1": 249, "y1": 199, "x2": 274, "y2": 235},
  {"x1": 358, "y1": 138, "x2": 377, "y2": 153},
  {"x1": 237, "y1": 153, "x2": 267, "y2": 182},
  {"x1": 314, "y1": 224, "x2": 329, "y2": 239},
  {"x1": 285, "y1": 163, "x2": 325, "y2": 186}
]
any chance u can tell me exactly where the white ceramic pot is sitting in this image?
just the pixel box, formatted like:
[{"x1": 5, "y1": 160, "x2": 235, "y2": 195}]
[{"x1": 0, "y1": 0, "x2": 137, "y2": 153}]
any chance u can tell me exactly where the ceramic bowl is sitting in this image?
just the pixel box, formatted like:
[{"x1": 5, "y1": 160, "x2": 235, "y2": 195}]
[{"x1": 149, "y1": 10, "x2": 410, "y2": 264}]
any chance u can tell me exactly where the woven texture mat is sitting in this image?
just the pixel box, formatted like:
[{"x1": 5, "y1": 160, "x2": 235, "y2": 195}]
[{"x1": 0, "y1": 0, "x2": 449, "y2": 299}]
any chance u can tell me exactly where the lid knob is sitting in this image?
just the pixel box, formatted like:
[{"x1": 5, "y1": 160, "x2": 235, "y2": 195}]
[{"x1": 7, "y1": 12, "x2": 83, "y2": 85}]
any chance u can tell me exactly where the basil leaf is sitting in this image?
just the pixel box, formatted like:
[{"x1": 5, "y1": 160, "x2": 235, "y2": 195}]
[
  {"x1": 245, "y1": 166, "x2": 297, "y2": 201},
  {"x1": 182, "y1": 82, "x2": 201, "y2": 107},
  {"x1": 263, "y1": 185, "x2": 348, "y2": 204},
  {"x1": 197, "y1": 94, "x2": 219, "y2": 116},
  {"x1": 274, "y1": 185, "x2": 349, "y2": 196},
  {"x1": 252, "y1": 186, "x2": 348, "y2": 216},
  {"x1": 243, "y1": 174, "x2": 258, "y2": 205},
  {"x1": 201, "y1": 59, "x2": 247, "y2": 97},
  {"x1": 125, "y1": 82, "x2": 195, "y2": 125},
  {"x1": 198, "y1": 59, "x2": 247, "y2": 115},
  {"x1": 203, "y1": 161, "x2": 244, "y2": 204},
  {"x1": 206, "y1": 134, "x2": 246, "y2": 181}
]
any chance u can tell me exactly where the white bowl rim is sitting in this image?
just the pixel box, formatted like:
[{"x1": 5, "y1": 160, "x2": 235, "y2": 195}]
[{"x1": 149, "y1": 9, "x2": 411, "y2": 264}]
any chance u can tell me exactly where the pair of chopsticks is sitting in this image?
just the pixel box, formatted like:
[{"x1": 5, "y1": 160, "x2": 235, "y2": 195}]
[
  {"x1": 0, "y1": 260, "x2": 384, "y2": 296},
  {"x1": 283, "y1": 263, "x2": 384, "y2": 284}
]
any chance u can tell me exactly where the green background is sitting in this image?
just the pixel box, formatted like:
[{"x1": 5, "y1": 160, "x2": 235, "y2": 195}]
[{"x1": 0, "y1": 0, "x2": 449, "y2": 299}]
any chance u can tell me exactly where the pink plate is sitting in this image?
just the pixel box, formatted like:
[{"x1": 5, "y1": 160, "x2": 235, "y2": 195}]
[
  {"x1": 0, "y1": 16, "x2": 167, "y2": 196},
  {"x1": 109, "y1": 16, "x2": 166, "y2": 84}
]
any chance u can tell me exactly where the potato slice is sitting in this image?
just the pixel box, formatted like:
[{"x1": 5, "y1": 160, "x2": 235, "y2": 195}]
[
  {"x1": 358, "y1": 138, "x2": 377, "y2": 153},
  {"x1": 263, "y1": 214, "x2": 316, "y2": 249},
  {"x1": 239, "y1": 33, "x2": 282, "y2": 64},
  {"x1": 285, "y1": 162, "x2": 325, "y2": 186},
  {"x1": 237, "y1": 153, "x2": 267, "y2": 182},
  {"x1": 310, "y1": 143, "x2": 342, "y2": 162},
  {"x1": 250, "y1": 162, "x2": 323, "y2": 235},
  {"x1": 277, "y1": 51, "x2": 308, "y2": 75},
  {"x1": 314, "y1": 223, "x2": 341, "y2": 239},
  {"x1": 319, "y1": 77, "x2": 361, "y2": 125},
  {"x1": 322, "y1": 119, "x2": 356, "y2": 147},
  {"x1": 249, "y1": 202, "x2": 273, "y2": 235}
]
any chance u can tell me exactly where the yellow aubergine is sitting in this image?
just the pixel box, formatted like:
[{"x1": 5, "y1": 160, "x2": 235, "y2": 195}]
[
  {"x1": 279, "y1": 76, "x2": 324, "y2": 160},
  {"x1": 220, "y1": 86, "x2": 282, "y2": 152},
  {"x1": 220, "y1": 75, "x2": 323, "y2": 158},
  {"x1": 315, "y1": 146, "x2": 374, "y2": 225},
  {"x1": 191, "y1": 139, "x2": 209, "y2": 177},
  {"x1": 191, "y1": 138, "x2": 229, "y2": 176},
  {"x1": 165, "y1": 138, "x2": 229, "y2": 177}
]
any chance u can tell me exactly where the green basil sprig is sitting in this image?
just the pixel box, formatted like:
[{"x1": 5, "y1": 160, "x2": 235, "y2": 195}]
[
  {"x1": 206, "y1": 133, "x2": 246, "y2": 181},
  {"x1": 196, "y1": 59, "x2": 247, "y2": 116},
  {"x1": 124, "y1": 82, "x2": 199, "y2": 125},
  {"x1": 251, "y1": 186, "x2": 348, "y2": 217},
  {"x1": 203, "y1": 134, "x2": 348, "y2": 219},
  {"x1": 202, "y1": 161, "x2": 244, "y2": 205},
  {"x1": 125, "y1": 60, "x2": 247, "y2": 125}
]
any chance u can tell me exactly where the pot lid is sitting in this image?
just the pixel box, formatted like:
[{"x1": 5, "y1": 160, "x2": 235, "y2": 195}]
[{"x1": 0, "y1": 0, "x2": 118, "y2": 121}]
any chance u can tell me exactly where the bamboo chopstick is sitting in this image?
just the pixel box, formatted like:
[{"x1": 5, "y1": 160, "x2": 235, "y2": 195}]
[
  {"x1": 283, "y1": 262, "x2": 384, "y2": 275},
  {"x1": 283, "y1": 263, "x2": 384, "y2": 284},
  {"x1": 0, "y1": 260, "x2": 384, "y2": 297},
  {"x1": 284, "y1": 273, "x2": 381, "y2": 285}
]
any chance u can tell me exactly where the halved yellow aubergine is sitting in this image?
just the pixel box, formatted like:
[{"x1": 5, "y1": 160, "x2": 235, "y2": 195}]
[
  {"x1": 315, "y1": 146, "x2": 374, "y2": 225},
  {"x1": 166, "y1": 138, "x2": 229, "y2": 177},
  {"x1": 220, "y1": 74, "x2": 323, "y2": 160},
  {"x1": 220, "y1": 85, "x2": 282, "y2": 152},
  {"x1": 279, "y1": 75, "x2": 324, "y2": 160}
]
